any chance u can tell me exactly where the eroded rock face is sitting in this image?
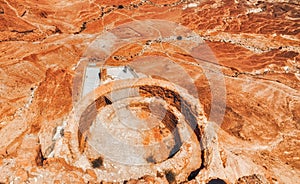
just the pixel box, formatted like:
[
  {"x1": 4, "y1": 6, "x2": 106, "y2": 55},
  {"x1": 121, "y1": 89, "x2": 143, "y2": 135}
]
[{"x1": 0, "y1": 0, "x2": 299, "y2": 183}]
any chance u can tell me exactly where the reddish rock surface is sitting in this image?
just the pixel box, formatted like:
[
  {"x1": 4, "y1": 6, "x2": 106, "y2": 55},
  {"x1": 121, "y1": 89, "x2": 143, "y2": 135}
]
[{"x1": 0, "y1": 0, "x2": 299, "y2": 183}]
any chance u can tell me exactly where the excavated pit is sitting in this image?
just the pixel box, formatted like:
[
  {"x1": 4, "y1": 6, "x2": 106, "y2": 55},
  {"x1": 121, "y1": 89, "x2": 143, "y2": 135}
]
[{"x1": 71, "y1": 78, "x2": 207, "y2": 183}]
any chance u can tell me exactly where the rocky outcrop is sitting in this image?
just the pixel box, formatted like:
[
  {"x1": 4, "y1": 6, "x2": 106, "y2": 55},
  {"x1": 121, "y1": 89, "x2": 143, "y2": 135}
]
[{"x1": 0, "y1": 0, "x2": 299, "y2": 183}]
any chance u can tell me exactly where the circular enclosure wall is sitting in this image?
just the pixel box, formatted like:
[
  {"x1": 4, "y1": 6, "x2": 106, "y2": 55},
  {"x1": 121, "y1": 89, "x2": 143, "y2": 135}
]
[{"x1": 68, "y1": 78, "x2": 207, "y2": 183}]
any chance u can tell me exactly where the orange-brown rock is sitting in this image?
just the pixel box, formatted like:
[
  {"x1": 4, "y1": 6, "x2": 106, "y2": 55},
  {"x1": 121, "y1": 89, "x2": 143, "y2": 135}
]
[{"x1": 0, "y1": 0, "x2": 299, "y2": 183}]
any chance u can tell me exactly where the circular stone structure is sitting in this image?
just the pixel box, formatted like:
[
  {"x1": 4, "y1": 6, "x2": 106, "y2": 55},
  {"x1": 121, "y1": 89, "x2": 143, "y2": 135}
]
[
  {"x1": 64, "y1": 78, "x2": 208, "y2": 183},
  {"x1": 64, "y1": 19, "x2": 227, "y2": 182}
]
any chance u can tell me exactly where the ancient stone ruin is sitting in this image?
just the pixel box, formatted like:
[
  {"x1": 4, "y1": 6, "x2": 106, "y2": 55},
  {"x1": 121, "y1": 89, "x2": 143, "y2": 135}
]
[{"x1": 0, "y1": 0, "x2": 299, "y2": 183}]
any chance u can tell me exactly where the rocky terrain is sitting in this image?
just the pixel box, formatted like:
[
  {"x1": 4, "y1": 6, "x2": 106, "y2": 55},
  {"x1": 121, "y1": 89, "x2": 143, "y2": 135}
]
[{"x1": 0, "y1": 0, "x2": 299, "y2": 183}]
